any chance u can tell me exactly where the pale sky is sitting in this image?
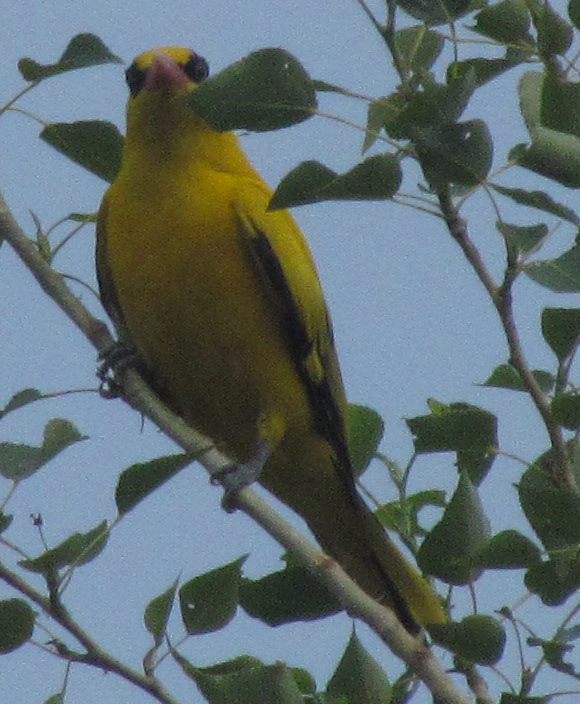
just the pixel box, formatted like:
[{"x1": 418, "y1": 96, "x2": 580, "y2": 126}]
[{"x1": 2, "y1": 1, "x2": 580, "y2": 702}]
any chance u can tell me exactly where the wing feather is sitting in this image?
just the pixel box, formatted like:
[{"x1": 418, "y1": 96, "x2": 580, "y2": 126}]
[
  {"x1": 95, "y1": 193, "x2": 126, "y2": 335},
  {"x1": 234, "y1": 194, "x2": 353, "y2": 483}
]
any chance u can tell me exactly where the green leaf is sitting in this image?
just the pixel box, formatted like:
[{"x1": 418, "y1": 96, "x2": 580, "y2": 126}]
[
  {"x1": 418, "y1": 472, "x2": 491, "y2": 584},
  {"x1": 514, "y1": 134, "x2": 580, "y2": 188},
  {"x1": 363, "y1": 97, "x2": 392, "y2": 152},
  {"x1": 392, "y1": 71, "x2": 478, "y2": 139},
  {"x1": 551, "y1": 394, "x2": 580, "y2": 430},
  {"x1": 171, "y1": 651, "x2": 305, "y2": 704},
  {"x1": 516, "y1": 71, "x2": 580, "y2": 187},
  {"x1": 179, "y1": 557, "x2": 246, "y2": 635},
  {"x1": 116, "y1": 453, "x2": 194, "y2": 514},
  {"x1": 43, "y1": 695, "x2": 64, "y2": 704},
  {"x1": 570, "y1": 0, "x2": 580, "y2": 30},
  {"x1": 347, "y1": 405, "x2": 384, "y2": 476},
  {"x1": 18, "y1": 33, "x2": 122, "y2": 81},
  {"x1": 144, "y1": 578, "x2": 179, "y2": 645},
  {"x1": 240, "y1": 561, "x2": 341, "y2": 625},
  {"x1": 42, "y1": 419, "x2": 86, "y2": 462},
  {"x1": 430, "y1": 615, "x2": 506, "y2": 665},
  {"x1": 500, "y1": 694, "x2": 549, "y2": 704},
  {"x1": 20, "y1": 520, "x2": 108, "y2": 574},
  {"x1": 534, "y1": 3, "x2": 574, "y2": 56},
  {"x1": 0, "y1": 388, "x2": 42, "y2": 420},
  {"x1": 269, "y1": 155, "x2": 402, "y2": 209},
  {"x1": 41, "y1": 121, "x2": 123, "y2": 183},
  {"x1": 529, "y1": 636, "x2": 578, "y2": 677},
  {"x1": 326, "y1": 631, "x2": 391, "y2": 704},
  {"x1": 446, "y1": 56, "x2": 521, "y2": 87},
  {"x1": 0, "y1": 599, "x2": 35, "y2": 654},
  {"x1": 397, "y1": 0, "x2": 479, "y2": 25},
  {"x1": 407, "y1": 401, "x2": 497, "y2": 484},
  {"x1": 376, "y1": 490, "x2": 446, "y2": 537},
  {"x1": 525, "y1": 243, "x2": 580, "y2": 292},
  {"x1": 491, "y1": 184, "x2": 579, "y2": 224},
  {"x1": 0, "y1": 513, "x2": 13, "y2": 534},
  {"x1": 525, "y1": 557, "x2": 580, "y2": 605},
  {"x1": 496, "y1": 222, "x2": 548, "y2": 255},
  {"x1": 389, "y1": 669, "x2": 416, "y2": 704},
  {"x1": 394, "y1": 26, "x2": 444, "y2": 75},
  {"x1": 471, "y1": 0, "x2": 534, "y2": 46},
  {"x1": 311, "y1": 79, "x2": 350, "y2": 94},
  {"x1": 185, "y1": 48, "x2": 316, "y2": 132},
  {"x1": 66, "y1": 211, "x2": 97, "y2": 223},
  {"x1": 475, "y1": 530, "x2": 542, "y2": 569},
  {"x1": 319, "y1": 154, "x2": 402, "y2": 201},
  {"x1": 519, "y1": 464, "x2": 580, "y2": 550},
  {"x1": 0, "y1": 418, "x2": 86, "y2": 481},
  {"x1": 368, "y1": 93, "x2": 410, "y2": 142},
  {"x1": 415, "y1": 119, "x2": 493, "y2": 187},
  {"x1": 171, "y1": 650, "x2": 261, "y2": 681},
  {"x1": 541, "y1": 72, "x2": 580, "y2": 139},
  {"x1": 482, "y1": 363, "x2": 555, "y2": 393},
  {"x1": 542, "y1": 308, "x2": 580, "y2": 360},
  {"x1": 560, "y1": 623, "x2": 580, "y2": 643},
  {"x1": 269, "y1": 161, "x2": 337, "y2": 209},
  {"x1": 0, "y1": 442, "x2": 42, "y2": 480},
  {"x1": 407, "y1": 401, "x2": 496, "y2": 453}
]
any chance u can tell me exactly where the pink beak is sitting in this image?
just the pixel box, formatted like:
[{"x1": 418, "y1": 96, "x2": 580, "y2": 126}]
[{"x1": 143, "y1": 51, "x2": 191, "y2": 93}]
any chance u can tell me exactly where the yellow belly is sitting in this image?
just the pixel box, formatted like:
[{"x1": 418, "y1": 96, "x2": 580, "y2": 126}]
[{"x1": 105, "y1": 163, "x2": 312, "y2": 476}]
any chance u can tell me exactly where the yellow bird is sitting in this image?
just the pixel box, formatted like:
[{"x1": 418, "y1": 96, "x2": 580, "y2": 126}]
[{"x1": 96, "y1": 46, "x2": 446, "y2": 632}]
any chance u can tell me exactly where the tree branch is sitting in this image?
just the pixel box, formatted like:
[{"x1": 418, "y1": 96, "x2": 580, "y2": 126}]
[
  {"x1": 0, "y1": 559, "x2": 182, "y2": 704},
  {"x1": 437, "y1": 188, "x2": 576, "y2": 492}
]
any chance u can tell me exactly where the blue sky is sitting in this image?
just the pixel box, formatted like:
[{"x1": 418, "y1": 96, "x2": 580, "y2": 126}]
[{"x1": 2, "y1": 1, "x2": 580, "y2": 702}]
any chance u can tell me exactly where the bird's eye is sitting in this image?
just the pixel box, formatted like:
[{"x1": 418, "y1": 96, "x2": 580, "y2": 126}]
[
  {"x1": 183, "y1": 53, "x2": 209, "y2": 83},
  {"x1": 125, "y1": 63, "x2": 146, "y2": 97}
]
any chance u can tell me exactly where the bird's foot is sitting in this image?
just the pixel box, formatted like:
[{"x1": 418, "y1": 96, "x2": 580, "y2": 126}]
[
  {"x1": 211, "y1": 440, "x2": 271, "y2": 513},
  {"x1": 97, "y1": 341, "x2": 140, "y2": 398}
]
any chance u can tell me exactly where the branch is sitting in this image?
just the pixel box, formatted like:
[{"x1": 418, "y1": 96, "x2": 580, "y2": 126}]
[
  {"x1": 0, "y1": 189, "x2": 473, "y2": 704},
  {"x1": 0, "y1": 560, "x2": 181, "y2": 704},
  {"x1": 437, "y1": 189, "x2": 576, "y2": 492}
]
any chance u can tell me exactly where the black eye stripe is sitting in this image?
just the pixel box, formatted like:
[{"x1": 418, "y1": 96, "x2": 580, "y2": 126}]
[
  {"x1": 183, "y1": 53, "x2": 209, "y2": 83},
  {"x1": 125, "y1": 62, "x2": 145, "y2": 97},
  {"x1": 124, "y1": 52, "x2": 210, "y2": 97}
]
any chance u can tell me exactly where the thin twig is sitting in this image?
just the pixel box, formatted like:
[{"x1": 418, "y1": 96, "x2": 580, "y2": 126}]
[
  {"x1": 5, "y1": 106, "x2": 50, "y2": 127},
  {"x1": 314, "y1": 108, "x2": 406, "y2": 152},
  {"x1": 383, "y1": 0, "x2": 408, "y2": 84},
  {"x1": 0, "y1": 82, "x2": 39, "y2": 117},
  {"x1": 354, "y1": 0, "x2": 384, "y2": 37}
]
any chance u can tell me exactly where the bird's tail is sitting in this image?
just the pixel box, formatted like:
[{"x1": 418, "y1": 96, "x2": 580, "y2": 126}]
[{"x1": 304, "y1": 488, "x2": 446, "y2": 633}]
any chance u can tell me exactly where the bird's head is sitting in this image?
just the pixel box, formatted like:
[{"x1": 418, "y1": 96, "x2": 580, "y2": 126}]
[
  {"x1": 126, "y1": 46, "x2": 209, "y2": 99},
  {"x1": 123, "y1": 46, "x2": 212, "y2": 146}
]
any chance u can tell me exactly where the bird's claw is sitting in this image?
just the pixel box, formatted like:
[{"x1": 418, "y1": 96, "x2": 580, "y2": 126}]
[
  {"x1": 211, "y1": 441, "x2": 271, "y2": 512},
  {"x1": 97, "y1": 342, "x2": 140, "y2": 398}
]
